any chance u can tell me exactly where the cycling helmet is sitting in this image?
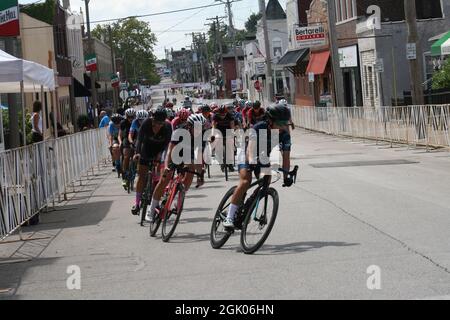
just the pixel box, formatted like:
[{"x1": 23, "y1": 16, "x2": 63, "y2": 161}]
[
  {"x1": 266, "y1": 105, "x2": 291, "y2": 122},
  {"x1": 187, "y1": 114, "x2": 206, "y2": 126},
  {"x1": 253, "y1": 101, "x2": 261, "y2": 109},
  {"x1": 166, "y1": 102, "x2": 174, "y2": 109},
  {"x1": 125, "y1": 108, "x2": 136, "y2": 118},
  {"x1": 278, "y1": 99, "x2": 288, "y2": 106},
  {"x1": 210, "y1": 102, "x2": 218, "y2": 109},
  {"x1": 165, "y1": 108, "x2": 176, "y2": 119},
  {"x1": 153, "y1": 108, "x2": 168, "y2": 122},
  {"x1": 177, "y1": 108, "x2": 191, "y2": 121},
  {"x1": 185, "y1": 96, "x2": 190, "y2": 100},
  {"x1": 201, "y1": 104, "x2": 211, "y2": 113},
  {"x1": 136, "y1": 110, "x2": 148, "y2": 120},
  {"x1": 245, "y1": 101, "x2": 253, "y2": 108},
  {"x1": 111, "y1": 113, "x2": 122, "y2": 124}
]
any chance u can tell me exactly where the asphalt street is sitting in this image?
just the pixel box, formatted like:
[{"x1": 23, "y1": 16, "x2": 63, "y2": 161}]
[{"x1": 1, "y1": 128, "x2": 449, "y2": 300}]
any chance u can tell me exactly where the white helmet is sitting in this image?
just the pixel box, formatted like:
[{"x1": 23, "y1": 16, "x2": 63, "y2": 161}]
[
  {"x1": 136, "y1": 110, "x2": 148, "y2": 120},
  {"x1": 278, "y1": 99, "x2": 288, "y2": 106},
  {"x1": 125, "y1": 108, "x2": 136, "y2": 118},
  {"x1": 187, "y1": 114, "x2": 206, "y2": 126}
]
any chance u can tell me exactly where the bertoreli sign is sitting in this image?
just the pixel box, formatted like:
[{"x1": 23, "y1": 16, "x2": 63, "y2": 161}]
[
  {"x1": 0, "y1": 0, "x2": 20, "y2": 37},
  {"x1": 295, "y1": 24, "x2": 326, "y2": 49}
]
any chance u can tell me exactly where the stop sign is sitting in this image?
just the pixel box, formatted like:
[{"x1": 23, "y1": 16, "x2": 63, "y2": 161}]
[{"x1": 254, "y1": 80, "x2": 261, "y2": 91}]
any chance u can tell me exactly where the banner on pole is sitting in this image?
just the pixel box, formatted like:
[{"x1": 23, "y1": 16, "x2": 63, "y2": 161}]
[
  {"x1": 0, "y1": 0, "x2": 20, "y2": 37},
  {"x1": 85, "y1": 54, "x2": 97, "y2": 72}
]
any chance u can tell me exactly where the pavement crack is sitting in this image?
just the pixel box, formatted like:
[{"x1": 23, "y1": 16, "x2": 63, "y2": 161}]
[{"x1": 296, "y1": 185, "x2": 450, "y2": 275}]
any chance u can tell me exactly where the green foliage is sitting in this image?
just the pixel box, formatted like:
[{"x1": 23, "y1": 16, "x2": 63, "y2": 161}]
[
  {"x1": 92, "y1": 18, "x2": 159, "y2": 85},
  {"x1": 21, "y1": 0, "x2": 56, "y2": 25},
  {"x1": 245, "y1": 13, "x2": 262, "y2": 36},
  {"x1": 432, "y1": 59, "x2": 450, "y2": 90},
  {"x1": 2, "y1": 109, "x2": 32, "y2": 146}
]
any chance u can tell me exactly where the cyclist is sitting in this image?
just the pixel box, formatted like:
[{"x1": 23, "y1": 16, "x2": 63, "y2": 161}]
[
  {"x1": 145, "y1": 114, "x2": 206, "y2": 222},
  {"x1": 131, "y1": 108, "x2": 173, "y2": 215},
  {"x1": 182, "y1": 96, "x2": 193, "y2": 112},
  {"x1": 222, "y1": 104, "x2": 294, "y2": 228},
  {"x1": 129, "y1": 110, "x2": 148, "y2": 146},
  {"x1": 247, "y1": 100, "x2": 266, "y2": 128},
  {"x1": 108, "y1": 114, "x2": 123, "y2": 174},
  {"x1": 119, "y1": 108, "x2": 136, "y2": 188},
  {"x1": 172, "y1": 108, "x2": 191, "y2": 130},
  {"x1": 278, "y1": 99, "x2": 295, "y2": 130},
  {"x1": 242, "y1": 101, "x2": 253, "y2": 129},
  {"x1": 212, "y1": 105, "x2": 235, "y2": 173}
]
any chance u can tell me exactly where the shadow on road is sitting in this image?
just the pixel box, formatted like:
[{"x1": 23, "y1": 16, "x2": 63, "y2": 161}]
[
  {"x1": 254, "y1": 241, "x2": 360, "y2": 255},
  {"x1": 165, "y1": 232, "x2": 211, "y2": 243},
  {"x1": 179, "y1": 217, "x2": 212, "y2": 224},
  {"x1": 0, "y1": 257, "x2": 60, "y2": 299}
]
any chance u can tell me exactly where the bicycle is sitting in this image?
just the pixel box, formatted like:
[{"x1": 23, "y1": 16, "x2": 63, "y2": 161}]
[
  {"x1": 210, "y1": 165, "x2": 299, "y2": 254},
  {"x1": 139, "y1": 161, "x2": 161, "y2": 227},
  {"x1": 150, "y1": 164, "x2": 200, "y2": 242}
]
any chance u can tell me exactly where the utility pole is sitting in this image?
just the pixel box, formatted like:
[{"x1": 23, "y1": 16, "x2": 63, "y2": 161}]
[
  {"x1": 84, "y1": 0, "x2": 98, "y2": 122},
  {"x1": 5, "y1": 38, "x2": 20, "y2": 149},
  {"x1": 327, "y1": 0, "x2": 345, "y2": 107},
  {"x1": 207, "y1": 16, "x2": 227, "y2": 98},
  {"x1": 108, "y1": 25, "x2": 118, "y2": 111},
  {"x1": 404, "y1": 0, "x2": 424, "y2": 105},
  {"x1": 259, "y1": 0, "x2": 274, "y2": 102}
]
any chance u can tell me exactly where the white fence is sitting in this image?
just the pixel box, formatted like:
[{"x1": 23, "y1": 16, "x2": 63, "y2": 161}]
[
  {"x1": 0, "y1": 128, "x2": 109, "y2": 240},
  {"x1": 291, "y1": 105, "x2": 450, "y2": 149}
]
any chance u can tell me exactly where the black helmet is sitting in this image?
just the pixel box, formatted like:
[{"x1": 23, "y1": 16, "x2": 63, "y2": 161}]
[
  {"x1": 266, "y1": 105, "x2": 291, "y2": 122},
  {"x1": 153, "y1": 108, "x2": 167, "y2": 122},
  {"x1": 201, "y1": 104, "x2": 211, "y2": 113},
  {"x1": 253, "y1": 100, "x2": 261, "y2": 108},
  {"x1": 111, "y1": 113, "x2": 123, "y2": 124}
]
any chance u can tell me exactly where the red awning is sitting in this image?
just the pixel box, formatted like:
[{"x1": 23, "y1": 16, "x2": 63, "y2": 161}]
[{"x1": 306, "y1": 51, "x2": 330, "y2": 75}]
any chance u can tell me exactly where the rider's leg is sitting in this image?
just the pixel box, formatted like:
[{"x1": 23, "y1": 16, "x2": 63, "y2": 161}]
[
  {"x1": 224, "y1": 166, "x2": 252, "y2": 227},
  {"x1": 146, "y1": 168, "x2": 172, "y2": 220},
  {"x1": 112, "y1": 144, "x2": 121, "y2": 172},
  {"x1": 132, "y1": 162, "x2": 148, "y2": 212}
]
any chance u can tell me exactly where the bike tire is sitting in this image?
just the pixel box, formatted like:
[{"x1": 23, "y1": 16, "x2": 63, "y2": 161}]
[
  {"x1": 207, "y1": 164, "x2": 211, "y2": 179},
  {"x1": 149, "y1": 213, "x2": 162, "y2": 237},
  {"x1": 240, "y1": 188, "x2": 279, "y2": 254},
  {"x1": 210, "y1": 186, "x2": 236, "y2": 249},
  {"x1": 161, "y1": 184, "x2": 185, "y2": 242}
]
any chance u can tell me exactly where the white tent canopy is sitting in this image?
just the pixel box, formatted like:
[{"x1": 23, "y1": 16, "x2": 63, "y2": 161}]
[{"x1": 0, "y1": 49, "x2": 55, "y2": 93}]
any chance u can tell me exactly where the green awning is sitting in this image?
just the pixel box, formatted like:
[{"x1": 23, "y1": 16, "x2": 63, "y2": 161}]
[{"x1": 431, "y1": 30, "x2": 450, "y2": 56}]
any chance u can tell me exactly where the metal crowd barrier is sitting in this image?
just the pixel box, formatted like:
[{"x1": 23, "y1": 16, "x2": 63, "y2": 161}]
[
  {"x1": 0, "y1": 128, "x2": 109, "y2": 240},
  {"x1": 291, "y1": 105, "x2": 450, "y2": 149}
]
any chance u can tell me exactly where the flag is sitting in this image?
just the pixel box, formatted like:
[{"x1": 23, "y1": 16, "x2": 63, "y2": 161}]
[
  {"x1": 85, "y1": 54, "x2": 97, "y2": 72},
  {"x1": 0, "y1": 0, "x2": 20, "y2": 37}
]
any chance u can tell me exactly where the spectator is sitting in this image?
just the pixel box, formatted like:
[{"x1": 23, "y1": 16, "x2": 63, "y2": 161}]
[
  {"x1": 99, "y1": 111, "x2": 110, "y2": 128},
  {"x1": 87, "y1": 103, "x2": 95, "y2": 127},
  {"x1": 31, "y1": 101, "x2": 43, "y2": 143}
]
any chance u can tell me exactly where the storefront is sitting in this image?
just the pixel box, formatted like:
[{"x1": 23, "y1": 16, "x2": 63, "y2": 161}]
[
  {"x1": 306, "y1": 50, "x2": 332, "y2": 107},
  {"x1": 339, "y1": 45, "x2": 363, "y2": 107}
]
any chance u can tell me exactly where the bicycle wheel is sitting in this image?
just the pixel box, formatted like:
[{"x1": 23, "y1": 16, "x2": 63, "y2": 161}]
[
  {"x1": 207, "y1": 164, "x2": 211, "y2": 179},
  {"x1": 149, "y1": 211, "x2": 162, "y2": 237},
  {"x1": 240, "y1": 188, "x2": 279, "y2": 254},
  {"x1": 210, "y1": 186, "x2": 236, "y2": 249},
  {"x1": 161, "y1": 184, "x2": 185, "y2": 242}
]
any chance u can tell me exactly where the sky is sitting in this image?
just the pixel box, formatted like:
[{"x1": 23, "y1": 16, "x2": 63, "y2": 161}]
[{"x1": 19, "y1": 0, "x2": 286, "y2": 59}]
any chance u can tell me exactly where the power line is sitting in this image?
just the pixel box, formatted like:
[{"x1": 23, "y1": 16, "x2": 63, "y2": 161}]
[{"x1": 20, "y1": 1, "x2": 243, "y2": 30}]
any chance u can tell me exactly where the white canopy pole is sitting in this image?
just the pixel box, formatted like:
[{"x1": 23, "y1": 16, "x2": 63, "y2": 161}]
[
  {"x1": 0, "y1": 94, "x2": 4, "y2": 151},
  {"x1": 21, "y1": 81, "x2": 26, "y2": 147}
]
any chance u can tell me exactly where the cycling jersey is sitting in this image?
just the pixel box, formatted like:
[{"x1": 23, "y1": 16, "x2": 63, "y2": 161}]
[
  {"x1": 238, "y1": 121, "x2": 291, "y2": 171},
  {"x1": 108, "y1": 123, "x2": 120, "y2": 141},
  {"x1": 120, "y1": 119, "x2": 133, "y2": 146},
  {"x1": 248, "y1": 108, "x2": 266, "y2": 126},
  {"x1": 136, "y1": 118, "x2": 172, "y2": 162},
  {"x1": 129, "y1": 119, "x2": 143, "y2": 142},
  {"x1": 213, "y1": 112, "x2": 234, "y2": 136}
]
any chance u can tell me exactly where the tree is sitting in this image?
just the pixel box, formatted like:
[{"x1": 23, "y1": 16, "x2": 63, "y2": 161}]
[
  {"x1": 245, "y1": 13, "x2": 262, "y2": 36},
  {"x1": 432, "y1": 59, "x2": 450, "y2": 90},
  {"x1": 92, "y1": 18, "x2": 160, "y2": 85}
]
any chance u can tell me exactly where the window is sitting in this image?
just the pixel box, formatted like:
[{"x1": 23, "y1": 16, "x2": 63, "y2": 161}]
[
  {"x1": 336, "y1": 0, "x2": 357, "y2": 22},
  {"x1": 416, "y1": 0, "x2": 443, "y2": 19},
  {"x1": 272, "y1": 38, "x2": 283, "y2": 59}
]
